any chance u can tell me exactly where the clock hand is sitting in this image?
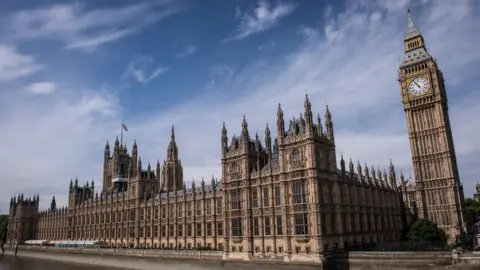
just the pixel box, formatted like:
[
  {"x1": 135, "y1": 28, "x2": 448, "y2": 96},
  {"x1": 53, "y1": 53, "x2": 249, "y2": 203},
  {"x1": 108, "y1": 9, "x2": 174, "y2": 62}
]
[{"x1": 414, "y1": 81, "x2": 421, "y2": 88}]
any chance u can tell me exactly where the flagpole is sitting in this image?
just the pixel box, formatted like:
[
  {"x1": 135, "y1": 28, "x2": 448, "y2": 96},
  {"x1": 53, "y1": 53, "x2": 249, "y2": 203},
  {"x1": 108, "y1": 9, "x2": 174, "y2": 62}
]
[{"x1": 120, "y1": 119, "x2": 124, "y2": 146}]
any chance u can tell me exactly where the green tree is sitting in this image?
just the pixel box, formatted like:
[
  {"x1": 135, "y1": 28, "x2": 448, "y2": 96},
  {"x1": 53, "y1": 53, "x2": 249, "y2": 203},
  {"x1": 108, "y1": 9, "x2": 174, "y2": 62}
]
[
  {"x1": 465, "y1": 198, "x2": 480, "y2": 226},
  {"x1": 0, "y1": 214, "x2": 8, "y2": 242},
  {"x1": 407, "y1": 219, "x2": 447, "y2": 244}
]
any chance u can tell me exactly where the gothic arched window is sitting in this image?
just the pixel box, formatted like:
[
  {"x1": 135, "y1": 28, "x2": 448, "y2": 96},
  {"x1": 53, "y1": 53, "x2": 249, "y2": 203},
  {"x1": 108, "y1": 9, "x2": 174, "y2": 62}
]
[
  {"x1": 230, "y1": 162, "x2": 239, "y2": 174},
  {"x1": 291, "y1": 148, "x2": 300, "y2": 164}
]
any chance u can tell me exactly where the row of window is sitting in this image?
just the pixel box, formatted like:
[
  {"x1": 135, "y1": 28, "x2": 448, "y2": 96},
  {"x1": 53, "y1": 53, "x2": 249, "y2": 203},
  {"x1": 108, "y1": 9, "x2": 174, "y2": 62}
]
[
  {"x1": 39, "y1": 200, "x2": 224, "y2": 227},
  {"x1": 232, "y1": 180, "x2": 307, "y2": 210}
]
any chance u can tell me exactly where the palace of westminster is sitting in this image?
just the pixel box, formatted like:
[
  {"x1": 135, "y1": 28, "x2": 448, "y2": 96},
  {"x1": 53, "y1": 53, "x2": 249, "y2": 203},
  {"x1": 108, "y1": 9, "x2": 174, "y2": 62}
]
[{"x1": 6, "y1": 7, "x2": 467, "y2": 262}]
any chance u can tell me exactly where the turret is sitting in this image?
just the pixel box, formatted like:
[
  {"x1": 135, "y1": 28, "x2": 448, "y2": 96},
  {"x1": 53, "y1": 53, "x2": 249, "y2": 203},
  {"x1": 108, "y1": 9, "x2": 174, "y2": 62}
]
[
  {"x1": 167, "y1": 125, "x2": 178, "y2": 161},
  {"x1": 325, "y1": 105, "x2": 334, "y2": 143},
  {"x1": 349, "y1": 158, "x2": 354, "y2": 179},
  {"x1": 132, "y1": 140, "x2": 138, "y2": 169},
  {"x1": 304, "y1": 93, "x2": 313, "y2": 134},
  {"x1": 265, "y1": 123, "x2": 272, "y2": 157},
  {"x1": 50, "y1": 196, "x2": 56, "y2": 211},
  {"x1": 147, "y1": 162, "x2": 152, "y2": 178},
  {"x1": 156, "y1": 160, "x2": 161, "y2": 180},
  {"x1": 254, "y1": 131, "x2": 260, "y2": 152},
  {"x1": 371, "y1": 165, "x2": 377, "y2": 185},
  {"x1": 221, "y1": 122, "x2": 228, "y2": 154},
  {"x1": 364, "y1": 163, "x2": 370, "y2": 184},
  {"x1": 400, "y1": 171, "x2": 406, "y2": 186},
  {"x1": 105, "y1": 140, "x2": 110, "y2": 157},
  {"x1": 356, "y1": 161, "x2": 363, "y2": 183},
  {"x1": 317, "y1": 113, "x2": 324, "y2": 136},
  {"x1": 69, "y1": 178, "x2": 73, "y2": 193},
  {"x1": 377, "y1": 166, "x2": 383, "y2": 186},
  {"x1": 383, "y1": 169, "x2": 389, "y2": 188},
  {"x1": 340, "y1": 154, "x2": 345, "y2": 174},
  {"x1": 277, "y1": 103, "x2": 285, "y2": 143},
  {"x1": 114, "y1": 136, "x2": 120, "y2": 152},
  {"x1": 137, "y1": 156, "x2": 142, "y2": 176},
  {"x1": 389, "y1": 159, "x2": 397, "y2": 189},
  {"x1": 241, "y1": 115, "x2": 249, "y2": 149}
]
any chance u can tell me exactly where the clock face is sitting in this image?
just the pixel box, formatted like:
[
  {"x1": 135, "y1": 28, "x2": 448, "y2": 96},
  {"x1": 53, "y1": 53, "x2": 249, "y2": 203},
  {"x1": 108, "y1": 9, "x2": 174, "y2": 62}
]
[{"x1": 408, "y1": 77, "x2": 429, "y2": 96}]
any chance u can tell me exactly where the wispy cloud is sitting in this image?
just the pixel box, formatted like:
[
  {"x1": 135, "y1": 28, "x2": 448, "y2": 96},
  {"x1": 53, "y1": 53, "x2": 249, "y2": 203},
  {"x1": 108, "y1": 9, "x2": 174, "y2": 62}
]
[
  {"x1": 257, "y1": 39, "x2": 276, "y2": 51},
  {"x1": 25, "y1": 82, "x2": 57, "y2": 94},
  {"x1": 206, "y1": 64, "x2": 236, "y2": 88},
  {"x1": 224, "y1": 0, "x2": 296, "y2": 42},
  {"x1": 7, "y1": 1, "x2": 184, "y2": 50},
  {"x1": 0, "y1": 45, "x2": 44, "y2": 82},
  {"x1": 124, "y1": 56, "x2": 168, "y2": 84},
  {"x1": 175, "y1": 45, "x2": 198, "y2": 58}
]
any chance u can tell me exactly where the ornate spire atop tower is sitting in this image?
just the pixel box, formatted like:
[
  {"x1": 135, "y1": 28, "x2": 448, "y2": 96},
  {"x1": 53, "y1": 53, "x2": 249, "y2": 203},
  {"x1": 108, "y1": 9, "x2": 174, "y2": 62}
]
[
  {"x1": 405, "y1": 1, "x2": 420, "y2": 40},
  {"x1": 167, "y1": 125, "x2": 178, "y2": 161},
  {"x1": 170, "y1": 125, "x2": 175, "y2": 142},
  {"x1": 241, "y1": 115, "x2": 248, "y2": 136}
]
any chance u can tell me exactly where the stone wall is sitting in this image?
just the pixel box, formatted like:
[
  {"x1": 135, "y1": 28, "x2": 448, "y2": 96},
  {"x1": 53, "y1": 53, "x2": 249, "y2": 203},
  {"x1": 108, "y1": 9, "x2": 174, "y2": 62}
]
[{"x1": 11, "y1": 246, "x2": 480, "y2": 270}]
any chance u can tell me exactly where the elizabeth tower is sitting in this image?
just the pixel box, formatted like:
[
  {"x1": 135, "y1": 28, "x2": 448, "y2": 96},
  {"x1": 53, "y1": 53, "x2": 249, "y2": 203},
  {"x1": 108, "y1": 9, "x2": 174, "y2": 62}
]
[{"x1": 398, "y1": 7, "x2": 466, "y2": 239}]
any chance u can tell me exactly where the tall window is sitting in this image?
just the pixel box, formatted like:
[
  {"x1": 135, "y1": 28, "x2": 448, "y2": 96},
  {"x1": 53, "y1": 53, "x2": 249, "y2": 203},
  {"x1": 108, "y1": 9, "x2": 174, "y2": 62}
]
[
  {"x1": 291, "y1": 148, "x2": 300, "y2": 164},
  {"x1": 230, "y1": 162, "x2": 239, "y2": 174},
  {"x1": 196, "y1": 223, "x2": 202, "y2": 237},
  {"x1": 178, "y1": 225, "x2": 183, "y2": 237},
  {"x1": 254, "y1": 218, "x2": 259, "y2": 235},
  {"x1": 206, "y1": 200, "x2": 212, "y2": 215},
  {"x1": 217, "y1": 221, "x2": 223, "y2": 236},
  {"x1": 196, "y1": 201, "x2": 202, "y2": 215},
  {"x1": 274, "y1": 186, "x2": 281, "y2": 206},
  {"x1": 252, "y1": 189, "x2": 258, "y2": 208},
  {"x1": 169, "y1": 204, "x2": 174, "y2": 218},
  {"x1": 231, "y1": 190, "x2": 241, "y2": 210},
  {"x1": 294, "y1": 213, "x2": 309, "y2": 235},
  {"x1": 207, "y1": 223, "x2": 212, "y2": 236},
  {"x1": 265, "y1": 217, "x2": 271, "y2": 236},
  {"x1": 263, "y1": 187, "x2": 269, "y2": 207},
  {"x1": 217, "y1": 199, "x2": 222, "y2": 214},
  {"x1": 187, "y1": 202, "x2": 192, "y2": 216},
  {"x1": 276, "y1": 216, "x2": 283, "y2": 235},
  {"x1": 232, "y1": 218, "x2": 242, "y2": 237},
  {"x1": 187, "y1": 224, "x2": 192, "y2": 236},
  {"x1": 293, "y1": 180, "x2": 307, "y2": 204}
]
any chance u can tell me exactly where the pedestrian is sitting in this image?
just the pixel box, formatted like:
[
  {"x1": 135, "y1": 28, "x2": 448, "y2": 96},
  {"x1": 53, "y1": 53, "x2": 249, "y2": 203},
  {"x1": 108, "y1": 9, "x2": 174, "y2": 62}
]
[
  {"x1": 14, "y1": 243, "x2": 18, "y2": 257},
  {"x1": 0, "y1": 240, "x2": 5, "y2": 255}
]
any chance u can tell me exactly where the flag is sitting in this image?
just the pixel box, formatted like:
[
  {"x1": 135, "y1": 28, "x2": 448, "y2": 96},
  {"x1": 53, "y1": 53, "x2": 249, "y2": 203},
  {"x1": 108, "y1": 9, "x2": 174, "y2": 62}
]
[{"x1": 122, "y1": 122, "x2": 128, "y2": 132}]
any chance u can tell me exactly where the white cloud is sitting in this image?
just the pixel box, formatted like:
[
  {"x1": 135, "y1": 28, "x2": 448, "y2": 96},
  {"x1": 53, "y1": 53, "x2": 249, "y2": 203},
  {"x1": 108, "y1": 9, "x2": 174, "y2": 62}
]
[
  {"x1": 25, "y1": 82, "x2": 57, "y2": 94},
  {"x1": 0, "y1": 45, "x2": 44, "y2": 82},
  {"x1": 1, "y1": 0, "x2": 479, "y2": 213},
  {"x1": 175, "y1": 45, "x2": 198, "y2": 58},
  {"x1": 225, "y1": 0, "x2": 296, "y2": 42},
  {"x1": 7, "y1": 1, "x2": 184, "y2": 50},
  {"x1": 0, "y1": 86, "x2": 120, "y2": 212},
  {"x1": 124, "y1": 56, "x2": 168, "y2": 84},
  {"x1": 257, "y1": 39, "x2": 276, "y2": 51},
  {"x1": 206, "y1": 64, "x2": 236, "y2": 88}
]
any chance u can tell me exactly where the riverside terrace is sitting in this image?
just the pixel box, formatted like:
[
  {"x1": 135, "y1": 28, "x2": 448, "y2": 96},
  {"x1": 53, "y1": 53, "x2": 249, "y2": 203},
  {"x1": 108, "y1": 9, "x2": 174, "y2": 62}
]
[{"x1": 6, "y1": 245, "x2": 480, "y2": 270}]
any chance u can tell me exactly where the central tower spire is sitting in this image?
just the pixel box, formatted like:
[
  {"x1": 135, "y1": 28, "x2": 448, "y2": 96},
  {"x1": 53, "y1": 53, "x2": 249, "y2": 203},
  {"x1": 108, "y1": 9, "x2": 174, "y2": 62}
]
[{"x1": 161, "y1": 125, "x2": 184, "y2": 192}]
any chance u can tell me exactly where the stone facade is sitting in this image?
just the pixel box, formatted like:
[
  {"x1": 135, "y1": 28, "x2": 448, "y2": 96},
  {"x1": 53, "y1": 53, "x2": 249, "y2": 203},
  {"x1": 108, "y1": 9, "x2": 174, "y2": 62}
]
[
  {"x1": 7, "y1": 99, "x2": 406, "y2": 263},
  {"x1": 6, "y1": 5, "x2": 467, "y2": 262},
  {"x1": 397, "y1": 7, "x2": 467, "y2": 240}
]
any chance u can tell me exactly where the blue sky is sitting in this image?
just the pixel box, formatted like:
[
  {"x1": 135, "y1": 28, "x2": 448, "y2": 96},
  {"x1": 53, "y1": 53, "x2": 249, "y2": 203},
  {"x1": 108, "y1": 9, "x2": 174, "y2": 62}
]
[{"x1": 0, "y1": 0, "x2": 479, "y2": 213}]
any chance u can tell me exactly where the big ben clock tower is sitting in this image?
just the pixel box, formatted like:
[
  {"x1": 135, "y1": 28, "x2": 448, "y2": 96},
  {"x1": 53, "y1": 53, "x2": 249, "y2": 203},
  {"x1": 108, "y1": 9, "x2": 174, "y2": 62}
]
[{"x1": 398, "y1": 5, "x2": 466, "y2": 240}]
